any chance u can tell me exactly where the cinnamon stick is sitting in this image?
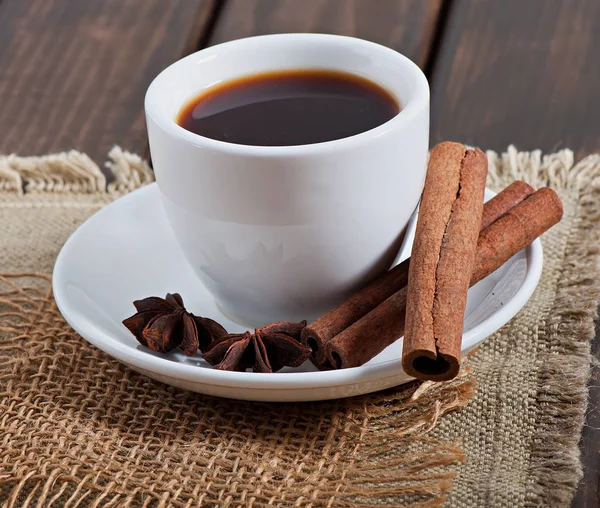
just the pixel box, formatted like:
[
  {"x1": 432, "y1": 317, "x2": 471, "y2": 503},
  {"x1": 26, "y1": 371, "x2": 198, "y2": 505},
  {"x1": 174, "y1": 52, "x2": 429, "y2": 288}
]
[
  {"x1": 325, "y1": 187, "x2": 563, "y2": 374},
  {"x1": 480, "y1": 180, "x2": 534, "y2": 229},
  {"x1": 470, "y1": 187, "x2": 563, "y2": 284},
  {"x1": 402, "y1": 142, "x2": 488, "y2": 381},
  {"x1": 302, "y1": 179, "x2": 534, "y2": 370},
  {"x1": 302, "y1": 259, "x2": 410, "y2": 369}
]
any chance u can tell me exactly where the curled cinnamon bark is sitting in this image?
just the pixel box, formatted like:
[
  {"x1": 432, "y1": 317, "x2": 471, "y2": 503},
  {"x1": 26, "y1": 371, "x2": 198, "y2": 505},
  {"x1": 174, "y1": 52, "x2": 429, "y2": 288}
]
[
  {"x1": 303, "y1": 179, "x2": 536, "y2": 370},
  {"x1": 325, "y1": 187, "x2": 562, "y2": 374},
  {"x1": 480, "y1": 180, "x2": 534, "y2": 229},
  {"x1": 402, "y1": 142, "x2": 488, "y2": 381},
  {"x1": 470, "y1": 187, "x2": 563, "y2": 285},
  {"x1": 326, "y1": 287, "x2": 408, "y2": 369},
  {"x1": 301, "y1": 259, "x2": 409, "y2": 369}
]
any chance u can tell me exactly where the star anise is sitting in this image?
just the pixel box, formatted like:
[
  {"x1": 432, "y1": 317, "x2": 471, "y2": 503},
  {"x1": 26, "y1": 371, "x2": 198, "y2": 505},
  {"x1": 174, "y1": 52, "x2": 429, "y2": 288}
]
[
  {"x1": 203, "y1": 321, "x2": 311, "y2": 373},
  {"x1": 123, "y1": 293, "x2": 227, "y2": 355}
]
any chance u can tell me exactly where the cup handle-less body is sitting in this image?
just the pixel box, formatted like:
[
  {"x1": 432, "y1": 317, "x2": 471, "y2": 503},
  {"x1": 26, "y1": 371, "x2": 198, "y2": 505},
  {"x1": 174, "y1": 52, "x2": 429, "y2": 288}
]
[{"x1": 145, "y1": 34, "x2": 429, "y2": 326}]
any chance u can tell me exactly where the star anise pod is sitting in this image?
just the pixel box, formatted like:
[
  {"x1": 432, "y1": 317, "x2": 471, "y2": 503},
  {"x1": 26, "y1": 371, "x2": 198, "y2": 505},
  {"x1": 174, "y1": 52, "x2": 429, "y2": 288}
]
[
  {"x1": 203, "y1": 320, "x2": 311, "y2": 373},
  {"x1": 123, "y1": 293, "x2": 227, "y2": 355}
]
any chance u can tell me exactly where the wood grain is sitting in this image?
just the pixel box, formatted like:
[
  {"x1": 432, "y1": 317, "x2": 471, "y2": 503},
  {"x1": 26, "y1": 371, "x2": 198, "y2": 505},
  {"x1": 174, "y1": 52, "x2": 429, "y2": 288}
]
[
  {"x1": 430, "y1": 0, "x2": 600, "y2": 156},
  {"x1": 209, "y1": 0, "x2": 442, "y2": 67},
  {"x1": 0, "y1": 0, "x2": 216, "y2": 162}
]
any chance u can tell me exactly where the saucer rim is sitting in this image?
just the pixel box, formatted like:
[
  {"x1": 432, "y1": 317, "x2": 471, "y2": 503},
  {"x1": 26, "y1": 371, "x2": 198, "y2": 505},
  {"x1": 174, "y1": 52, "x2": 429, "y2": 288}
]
[{"x1": 53, "y1": 183, "x2": 543, "y2": 390}]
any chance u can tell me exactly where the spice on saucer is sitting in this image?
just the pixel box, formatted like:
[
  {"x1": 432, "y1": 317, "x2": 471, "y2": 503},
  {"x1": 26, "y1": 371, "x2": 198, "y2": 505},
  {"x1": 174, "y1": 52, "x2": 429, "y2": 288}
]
[
  {"x1": 301, "y1": 179, "x2": 538, "y2": 370},
  {"x1": 480, "y1": 180, "x2": 534, "y2": 229},
  {"x1": 322, "y1": 185, "x2": 562, "y2": 377},
  {"x1": 403, "y1": 142, "x2": 488, "y2": 381},
  {"x1": 123, "y1": 293, "x2": 227, "y2": 355},
  {"x1": 203, "y1": 321, "x2": 311, "y2": 373},
  {"x1": 301, "y1": 144, "x2": 563, "y2": 380},
  {"x1": 121, "y1": 149, "x2": 562, "y2": 381}
]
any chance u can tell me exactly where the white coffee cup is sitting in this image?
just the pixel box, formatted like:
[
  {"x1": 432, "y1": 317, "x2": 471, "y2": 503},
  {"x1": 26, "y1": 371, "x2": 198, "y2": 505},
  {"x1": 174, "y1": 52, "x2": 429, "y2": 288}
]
[{"x1": 145, "y1": 34, "x2": 429, "y2": 326}]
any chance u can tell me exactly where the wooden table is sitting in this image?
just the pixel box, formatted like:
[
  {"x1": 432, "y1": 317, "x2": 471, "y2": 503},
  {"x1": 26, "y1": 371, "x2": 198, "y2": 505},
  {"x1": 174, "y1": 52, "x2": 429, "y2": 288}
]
[{"x1": 1, "y1": 1, "x2": 598, "y2": 505}]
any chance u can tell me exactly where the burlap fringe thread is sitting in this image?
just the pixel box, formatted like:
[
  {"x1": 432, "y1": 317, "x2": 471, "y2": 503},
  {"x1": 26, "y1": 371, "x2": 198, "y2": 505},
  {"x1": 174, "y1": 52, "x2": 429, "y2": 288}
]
[
  {"x1": 1, "y1": 146, "x2": 599, "y2": 507},
  {"x1": 0, "y1": 146, "x2": 153, "y2": 195}
]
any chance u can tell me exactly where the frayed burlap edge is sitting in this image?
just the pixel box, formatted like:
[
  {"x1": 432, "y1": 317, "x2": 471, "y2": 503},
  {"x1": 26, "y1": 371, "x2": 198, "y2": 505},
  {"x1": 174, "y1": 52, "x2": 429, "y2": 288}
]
[
  {"x1": 485, "y1": 147, "x2": 600, "y2": 506},
  {"x1": 0, "y1": 146, "x2": 153, "y2": 195}
]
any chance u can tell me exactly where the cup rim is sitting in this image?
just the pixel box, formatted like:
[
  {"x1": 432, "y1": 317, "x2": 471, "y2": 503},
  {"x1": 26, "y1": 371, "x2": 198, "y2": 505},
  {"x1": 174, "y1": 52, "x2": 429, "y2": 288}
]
[{"x1": 145, "y1": 33, "x2": 429, "y2": 156}]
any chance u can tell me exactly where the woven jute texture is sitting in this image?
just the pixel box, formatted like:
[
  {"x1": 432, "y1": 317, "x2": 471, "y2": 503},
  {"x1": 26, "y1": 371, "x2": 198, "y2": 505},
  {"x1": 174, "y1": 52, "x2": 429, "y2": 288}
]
[{"x1": 1, "y1": 146, "x2": 599, "y2": 507}]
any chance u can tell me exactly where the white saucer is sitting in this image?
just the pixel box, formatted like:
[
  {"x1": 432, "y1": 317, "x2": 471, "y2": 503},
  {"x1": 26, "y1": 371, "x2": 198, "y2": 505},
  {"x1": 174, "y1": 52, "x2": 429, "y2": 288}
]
[{"x1": 53, "y1": 183, "x2": 543, "y2": 402}]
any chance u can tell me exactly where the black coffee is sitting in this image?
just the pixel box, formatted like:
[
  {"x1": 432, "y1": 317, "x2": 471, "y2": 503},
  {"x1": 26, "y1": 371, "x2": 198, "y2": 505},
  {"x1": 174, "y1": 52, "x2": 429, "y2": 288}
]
[{"x1": 176, "y1": 69, "x2": 400, "y2": 146}]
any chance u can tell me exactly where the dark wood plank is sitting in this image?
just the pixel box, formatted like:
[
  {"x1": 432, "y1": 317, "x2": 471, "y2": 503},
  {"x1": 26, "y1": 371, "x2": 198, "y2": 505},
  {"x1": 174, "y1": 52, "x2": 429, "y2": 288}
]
[
  {"x1": 0, "y1": 0, "x2": 216, "y2": 162},
  {"x1": 430, "y1": 0, "x2": 600, "y2": 156},
  {"x1": 210, "y1": 0, "x2": 442, "y2": 68}
]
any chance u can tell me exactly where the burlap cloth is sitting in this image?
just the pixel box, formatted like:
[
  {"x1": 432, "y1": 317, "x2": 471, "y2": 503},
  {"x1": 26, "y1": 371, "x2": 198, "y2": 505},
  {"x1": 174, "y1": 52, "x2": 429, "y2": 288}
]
[{"x1": 1, "y1": 146, "x2": 599, "y2": 507}]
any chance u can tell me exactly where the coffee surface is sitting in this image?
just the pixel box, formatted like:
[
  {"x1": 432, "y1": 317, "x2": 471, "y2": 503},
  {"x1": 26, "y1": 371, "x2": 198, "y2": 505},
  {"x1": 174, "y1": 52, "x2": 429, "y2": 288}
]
[{"x1": 176, "y1": 69, "x2": 399, "y2": 146}]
